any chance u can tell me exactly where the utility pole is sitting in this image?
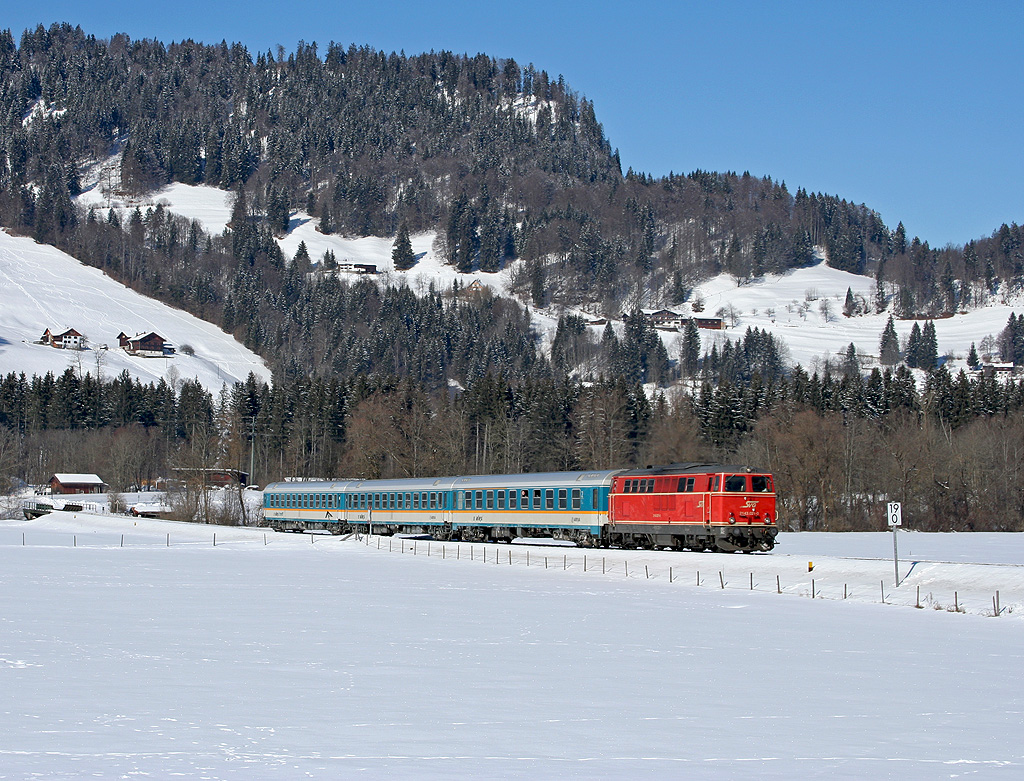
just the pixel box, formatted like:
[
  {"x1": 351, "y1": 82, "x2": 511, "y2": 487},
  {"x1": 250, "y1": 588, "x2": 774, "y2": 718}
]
[{"x1": 249, "y1": 415, "x2": 256, "y2": 487}]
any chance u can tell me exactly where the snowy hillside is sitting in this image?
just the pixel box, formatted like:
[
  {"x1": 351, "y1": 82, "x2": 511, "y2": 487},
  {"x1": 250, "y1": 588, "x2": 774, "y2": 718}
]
[
  {"x1": 1, "y1": 511, "x2": 1022, "y2": 778},
  {"x1": 78, "y1": 181, "x2": 1024, "y2": 378},
  {"x1": 0, "y1": 229, "x2": 271, "y2": 390}
]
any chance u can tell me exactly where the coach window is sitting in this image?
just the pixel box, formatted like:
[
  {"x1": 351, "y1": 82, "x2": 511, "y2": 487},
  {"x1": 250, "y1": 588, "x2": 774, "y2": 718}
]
[
  {"x1": 509, "y1": 490, "x2": 517, "y2": 509},
  {"x1": 571, "y1": 488, "x2": 582, "y2": 510},
  {"x1": 475, "y1": 490, "x2": 483, "y2": 509},
  {"x1": 497, "y1": 491, "x2": 506, "y2": 510},
  {"x1": 557, "y1": 489, "x2": 567, "y2": 510},
  {"x1": 545, "y1": 489, "x2": 554, "y2": 510},
  {"x1": 531, "y1": 489, "x2": 541, "y2": 509},
  {"x1": 521, "y1": 489, "x2": 530, "y2": 509},
  {"x1": 485, "y1": 491, "x2": 494, "y2": 510},
  {"x1": 725, "y1": 475, "x2": 746, "y2": 492}
]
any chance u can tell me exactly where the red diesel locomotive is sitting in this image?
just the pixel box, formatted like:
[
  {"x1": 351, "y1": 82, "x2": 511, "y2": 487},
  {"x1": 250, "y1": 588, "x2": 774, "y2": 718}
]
[{"x1": 606, "y1": 464, "x2": 778, "y2": 551}]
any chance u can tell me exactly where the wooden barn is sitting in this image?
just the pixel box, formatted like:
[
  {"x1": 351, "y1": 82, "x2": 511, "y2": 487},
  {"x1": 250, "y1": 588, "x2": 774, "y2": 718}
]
[
  {"x1": 692, "y1": 317, "x2": 725, "y2": 330},
  {"x1": 49, "y1": 473, "x2": 106, "y2": 495},
  {"x1": 118, "y1": 331, "x2": 173, "y2": 356}
]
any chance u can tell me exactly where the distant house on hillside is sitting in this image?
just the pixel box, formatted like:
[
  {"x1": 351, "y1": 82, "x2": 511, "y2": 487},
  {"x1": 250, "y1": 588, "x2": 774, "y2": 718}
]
[
  {"x1": 49, "y1": 473, "x2": 106, "y2": 495},
  {"x1": 118, "y1": 331, "x2": 173, "y2": 356},
  {"x1": 338, "y1": 262, "x2": 377, "y2": 274},
  {"x1": 692, "y1": 317, "x2": 725, "y2": 330},
  {"x1": 641, "y1": 309, "x2": 686, "y2": 330},
  {"x1": 982, "y1": 362, "x2": 1017, "y2": 378},
  {"x1": 41, "y1": 327, "x2": 84, "y2": 349},
  {"x1": 456, "y1": 280, "x2": 488, "y2": 300}
]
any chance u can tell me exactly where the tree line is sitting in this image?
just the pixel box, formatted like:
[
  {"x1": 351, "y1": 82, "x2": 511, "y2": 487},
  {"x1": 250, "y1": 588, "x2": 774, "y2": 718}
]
[{"x1": 2, "y1": 361, "x2": 1023, "y2": 531}]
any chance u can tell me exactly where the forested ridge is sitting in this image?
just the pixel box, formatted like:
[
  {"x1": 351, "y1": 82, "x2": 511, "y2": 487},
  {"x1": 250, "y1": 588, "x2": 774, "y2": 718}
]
[{"x1": 1, "y1": 23, "x2": 1024, "y2": 531}]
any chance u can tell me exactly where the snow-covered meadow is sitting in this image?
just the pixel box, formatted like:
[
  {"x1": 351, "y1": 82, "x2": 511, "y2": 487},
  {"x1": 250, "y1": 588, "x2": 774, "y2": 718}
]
[
  {"x1": 1, "y1": 511, "x2": 1021, "y2": 779},
  {"x1": 0, "y1": 229, "x2": 271, "y2": 392}
]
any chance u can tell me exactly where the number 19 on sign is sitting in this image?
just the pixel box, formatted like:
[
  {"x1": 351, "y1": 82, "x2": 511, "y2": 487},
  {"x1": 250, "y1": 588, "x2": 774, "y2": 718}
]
[{"x1": 887, "y1": 501, "x2": 902, "y2": 586}]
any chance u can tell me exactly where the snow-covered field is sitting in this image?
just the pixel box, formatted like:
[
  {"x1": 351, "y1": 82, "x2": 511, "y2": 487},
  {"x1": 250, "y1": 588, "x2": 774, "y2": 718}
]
[
  {"x1": 1, "y1": 511, "x2": 1021, "y2": 779},
  {"x1": 82, "y1": 180, "x2": 1023, "y2": 377},
  {"x1": 0, "y1": 229, "x2": 271, "y2": 391}
]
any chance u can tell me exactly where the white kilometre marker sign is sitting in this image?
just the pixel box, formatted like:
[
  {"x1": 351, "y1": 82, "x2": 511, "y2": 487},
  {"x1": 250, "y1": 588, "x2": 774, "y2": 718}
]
[{"x1": 887, "y1": 502, "x2": 902, "y2": 585}]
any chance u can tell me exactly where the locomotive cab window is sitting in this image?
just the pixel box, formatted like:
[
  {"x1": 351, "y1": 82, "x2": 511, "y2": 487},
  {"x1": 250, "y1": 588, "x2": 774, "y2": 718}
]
[
  {"x1": 724, "y1": 475, "x2": 747, "y2": 492},
  {"x1": 678, "y1": 477, "x2": 696, "y2": 493},
  {"x1": 751, "y1": 475, "x2": 772, "y2": 492}
]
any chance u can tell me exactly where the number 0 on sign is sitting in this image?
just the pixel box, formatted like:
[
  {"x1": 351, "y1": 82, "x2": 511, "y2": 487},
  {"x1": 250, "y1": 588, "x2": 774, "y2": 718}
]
[{"x1": 887, "y1": 502, "x2": 902, "y2": 527}]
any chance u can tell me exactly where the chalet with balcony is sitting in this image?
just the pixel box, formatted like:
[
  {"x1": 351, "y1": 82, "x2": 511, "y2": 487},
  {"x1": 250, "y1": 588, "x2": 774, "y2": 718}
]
[{"x1": 41, "y1": 327, "x2": 84, "y2": 349}]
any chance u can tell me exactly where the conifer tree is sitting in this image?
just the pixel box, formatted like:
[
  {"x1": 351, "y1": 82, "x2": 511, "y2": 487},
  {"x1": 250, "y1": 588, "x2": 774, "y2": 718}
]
[
  {"x1": 392, "y1": 222, "x2": 415, "y2": 270},
  {"x1": 680, "y1": 319, "x2": 701, "y2": 378},
  {"x1": 843, "y1": 287, "x2": 856, "y2": 317},
  {"x1": 920, "y1": 321, "x2": 939, "y2": 371},
  {"x1": 879, "y1": 316, "x2": 901, "y2": 366},
  {"x1": 967, "y1": 342, "x2": 980, "y2": 368},
  {"x1": 905, "y1": 322, "x2": 923, "y2": 368}
]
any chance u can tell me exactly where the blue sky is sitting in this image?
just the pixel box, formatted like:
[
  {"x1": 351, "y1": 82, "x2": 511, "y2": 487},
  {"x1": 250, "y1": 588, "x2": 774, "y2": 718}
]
[{"x1": 7, "y1": 1, "x2": 1022, "y2": 247}]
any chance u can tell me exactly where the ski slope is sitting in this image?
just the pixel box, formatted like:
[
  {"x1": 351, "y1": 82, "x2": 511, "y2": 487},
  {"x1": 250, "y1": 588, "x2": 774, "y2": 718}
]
[
  {"x1": 1, "y1": 511, "x2": 1021, "y2": 779},
  {"x1": 0, "y1": 229, "x2": 271, "y2": 391}
]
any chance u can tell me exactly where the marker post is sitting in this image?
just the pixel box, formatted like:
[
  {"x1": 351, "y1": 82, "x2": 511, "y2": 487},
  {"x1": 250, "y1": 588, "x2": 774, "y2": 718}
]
[{"x1": 887, "y1": 501, "x2": 902, "y2": 586}]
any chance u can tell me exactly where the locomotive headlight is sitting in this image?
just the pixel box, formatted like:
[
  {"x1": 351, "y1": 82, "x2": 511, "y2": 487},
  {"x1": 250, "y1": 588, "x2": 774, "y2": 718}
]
[
  {"x1": 728, "y1": 513, "x2": 736, "y2": 525},
  {"x1": 765, "y1": 514, "x2": 774, "y2": 524}
]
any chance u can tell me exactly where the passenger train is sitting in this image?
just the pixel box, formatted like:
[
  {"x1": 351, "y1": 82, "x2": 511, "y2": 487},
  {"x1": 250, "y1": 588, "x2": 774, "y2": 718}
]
[{"x1": 263, "y1": 463, "x2": 778, "y2": 552}]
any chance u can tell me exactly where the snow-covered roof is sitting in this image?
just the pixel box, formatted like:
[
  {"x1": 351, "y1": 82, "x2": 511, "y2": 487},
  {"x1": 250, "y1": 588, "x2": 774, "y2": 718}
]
[{"x1": 51, "y1": 473, "x2": 104, "y2": 484}]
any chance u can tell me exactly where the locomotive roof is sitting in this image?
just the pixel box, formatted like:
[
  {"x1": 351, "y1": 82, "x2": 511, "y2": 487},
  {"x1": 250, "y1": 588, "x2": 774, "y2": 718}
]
[
  {"x1": 265, "y1": 469, "x2": 623, "y2": 493},
  {"x1": 615, "y1": 463, "x2": 768, "y2": 476}
]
